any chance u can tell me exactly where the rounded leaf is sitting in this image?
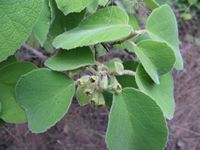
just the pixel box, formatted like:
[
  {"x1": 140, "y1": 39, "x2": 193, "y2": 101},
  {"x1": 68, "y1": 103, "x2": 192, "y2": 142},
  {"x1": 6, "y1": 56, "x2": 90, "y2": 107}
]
[
  {"x1": 16, "y1": 69, "x2": 75, "y2": 133},
  {"x1": 53, "y1": 6, "x2": 133, "y2": 50},
  {"x1": 106, "y1": 88, "x2": 168, "y2": 150},
  {"x1": 0, "y1": 62, "x2": 37, "y2": 123},
  {"x1": 134, "y1": 40, "x2": 176, "y2": 84},
  {"x1": 45, "y1": 47, "x2": 94, "y2": 71},
  {"x1": 147, "y1": 5, "x2": 183, "y2": 69},
  {"x1": 0, "y1": 0, "x2": 42, "y2": 62},
  {"x1": 136, "y1": 65, "x2": 175, "y2": 119}
]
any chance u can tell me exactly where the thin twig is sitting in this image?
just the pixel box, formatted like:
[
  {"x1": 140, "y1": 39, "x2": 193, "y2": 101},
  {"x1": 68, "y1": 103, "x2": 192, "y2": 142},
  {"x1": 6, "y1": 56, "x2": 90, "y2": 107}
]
[
  {"x1": 111, "y1": 30, "x2": 147, "y2": 45},
  {"x1": 113, "y1": 70, "x2": 136, "y2": 76},
  {"x1": 101, "y1": 43, "x2": 110, "y2": 52},
  {"x1": 21, "y1": 44, "x2": 47, "y2": 61},
  {"x1": 94, "y1": 45, "x2": 98, "y2": 60}
]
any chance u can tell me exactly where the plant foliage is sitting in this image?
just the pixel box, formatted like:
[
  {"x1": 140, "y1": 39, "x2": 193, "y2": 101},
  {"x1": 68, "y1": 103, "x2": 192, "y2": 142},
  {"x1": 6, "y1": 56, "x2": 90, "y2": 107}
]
[{"x1": 0, "y1": 0, "x2": 183, "y2": 149}]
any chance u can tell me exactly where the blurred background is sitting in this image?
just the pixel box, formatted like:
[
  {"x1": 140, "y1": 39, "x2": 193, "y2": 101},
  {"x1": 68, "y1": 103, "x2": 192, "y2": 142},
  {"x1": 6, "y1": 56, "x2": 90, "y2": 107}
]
[{"x1": 0, "y1": 0, "x2": 200, "y2": 150}]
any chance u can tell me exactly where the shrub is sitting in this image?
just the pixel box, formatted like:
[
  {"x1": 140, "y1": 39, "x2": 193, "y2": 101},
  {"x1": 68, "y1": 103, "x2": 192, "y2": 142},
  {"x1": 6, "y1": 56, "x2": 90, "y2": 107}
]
[{"x1": 0, "y1": 0, "x2": 183, "y2": 149}]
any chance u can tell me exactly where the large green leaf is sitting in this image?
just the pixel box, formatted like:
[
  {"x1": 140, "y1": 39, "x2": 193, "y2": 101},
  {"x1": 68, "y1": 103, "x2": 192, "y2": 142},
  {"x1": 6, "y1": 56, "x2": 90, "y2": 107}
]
[
  {"x1": 106, "y1": 88, "x2": 168, "y2": 150},
  {"x1": 16, "y1": 69, "x2": 75, "y2": 133},
  {"x1": 133, "y1": 40, "x2": 175, "y2": 84},
  {"x1": 0, "y1": 62, "x2": 37, "y2": 123},
  {"x1": 55, "y1": 0, "x2": 93, "y2": 15},
  {"x1": 0, "y1": 0, "x2": 42, "y2": 62},
  {"x1": 0, "y1": 56, "x2": 16, "y2": 69},
  {"x1": 53, "y1": 7, "x2": 133, "y2": 50},
  {"x1": 147, "y1": 5, "x2": 183, "y2": 69},
  {"x1": 45, "y1": 47, "x2": 94, "y2": 71},
  {"x1": 136, "y1": 65, "x2": 175, "y2": 119},
  {"x1": 33, "y1": 0, "x2": 51, "y2": 46}
]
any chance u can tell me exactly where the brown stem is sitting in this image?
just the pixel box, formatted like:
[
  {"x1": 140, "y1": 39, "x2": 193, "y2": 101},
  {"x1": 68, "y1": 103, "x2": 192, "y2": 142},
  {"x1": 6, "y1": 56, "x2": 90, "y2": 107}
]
[{"x1": 21, "y1": 44, "x2": 47, "y2": 61}]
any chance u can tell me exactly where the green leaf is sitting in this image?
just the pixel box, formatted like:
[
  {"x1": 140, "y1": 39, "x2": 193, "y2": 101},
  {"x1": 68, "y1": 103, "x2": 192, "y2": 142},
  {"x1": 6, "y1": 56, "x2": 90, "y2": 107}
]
[
  {"x1": 0, "y1": 62, "x2": 37, "y2": 123},
  {"x1": 46, "y1": 0, "x2": 85, "y2": 51},
  {"x1": 98, "y1": 0, "x2": 108, "y2": 6},
  {"x1": 87, "y1": 0, "x2": 109, "y2": 13},
  {"x1": 0, "y1": 56, "x2": 16, "y2": 69},
  {"x1": 144, "y1": 0, "x2": 168, "y2": 9},
  {"x1": 147, "y1": 5, "x2": 183, "y2": 69},
  {"x1": 155, "y1": 0, "x2": 168, "y2": 5},
  {"x1": 136, "y1": 65, "x2": 175, "y2": 119},
  {"x1": 117, "y1": 75, "x2": 137, "y2": 88},
  {"x1": 45, "y1": 47, "x2": 94, "y2": 71},
  {"x1": 104, "y1": 58, "x2": 124, "y2": 73},
  {"x1": 49, "y1": 0, "x2": 85, "y2": 35},
  {"x1": 188, "y1": 0, "x2": 198, "y2": 5},
  {"x1": 133, "y1": 32, "x2": 151, "y2": 44},
  {"x1": 129, "y1": 15, "x2": 140, "y2": 30},
  {"x1": 87, "y1": 0, "x2": 99, "y2": 13},
  {"x1": 116, "y1": 61, "x2": 138, "y2": 88},
  {"x1": 103, "y1": 91, "x2": 113, "y2": 108},
  {"x1": 0, "y1": 0, "x2": 43, "y2": 62},
  {"x1": 76, "y1": 86, "x2": 90, "y2": 106},
  {"x1": 55, "y1": 0, "x2": 93, "y2": 15},
  {"x1": 0, "y1": 119, "x2": 6, "y2": 128},
  {"x1": 106, "y1": 88, "x2": 168, "y2": 150},
  {"x1": 133, "y1": 40, "x2": 175, "y2": 84},
  {"x1": 53, "y1": 6, "x2": 133, "y2": 50},
  {"x1": 143, "y1": 0, "x2": 159, "y2": 9},
  {"x1": 16, "y1": 69, "x2": 75, "y2": 133},
  {"x1": 33, "y1": 0, "x2": 51, "y2": 46}
]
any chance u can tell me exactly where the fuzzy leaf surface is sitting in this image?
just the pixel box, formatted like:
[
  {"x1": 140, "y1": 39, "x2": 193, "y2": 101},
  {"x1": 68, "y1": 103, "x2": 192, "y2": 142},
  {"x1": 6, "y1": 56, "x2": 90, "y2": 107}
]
[
  {"x1": 147, "y1": 5, "x2": 183, "y2": 69},
  {"x1": 45, "y1": 47, "x2": 94, "y2": 71},
  {"x1": 0, "y1": 0, "x2": 42, "y2": 62},
  {"x1": 136, "y1": 65, "x2": 175, "y2": 119},
  {"x1": 0, "y1": 62, "x2": 37, "y2": 123},
  {"x1": 16, "y1": 69, "x2": 75, "y2": 133},
  {"x1": 53, "y1": 7, "x2": 132, "y2": 50},
  {"x1": 133, "y1": 40, "x2": 175, "y2": 84},
  {"x1": 106, "y1": 88, "x2": 168, "y2": 150},
  {"x1": 55, "y1": 0, "x2": 93, "y2": 15}
]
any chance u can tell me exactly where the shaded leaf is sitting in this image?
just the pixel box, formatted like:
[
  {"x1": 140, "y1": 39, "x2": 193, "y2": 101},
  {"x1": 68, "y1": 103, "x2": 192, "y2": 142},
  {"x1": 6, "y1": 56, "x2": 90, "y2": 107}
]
[
  {"x1": 45, "y1": 47, "x2": 94, "y2": 71},
  {"x1": 133, "y1": 40, "x2": 175, "y2": 84},
  {"x1": 0, "y1": 56, "x2": 16, "y2": 69},
  {"x1": 0, "y1": 62, "x2": 37, "y2": 123},
  {"x1": 116, "y1": 61, "x2": 138, "y2": 88},
  {"x1": 136, "y1": 65, "x2": 175, "y2": 119}
]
